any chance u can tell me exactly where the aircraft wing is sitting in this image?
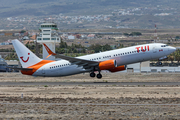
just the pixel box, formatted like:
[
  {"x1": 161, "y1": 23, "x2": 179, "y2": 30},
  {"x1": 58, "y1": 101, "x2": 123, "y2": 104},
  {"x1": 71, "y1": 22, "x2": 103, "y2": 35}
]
[
  {"x1": 43, "y1": 43, "x2": 99, "y2": 69},
  {"x1": 54, "y1": 54, "x2": 99, "y2": 69}
]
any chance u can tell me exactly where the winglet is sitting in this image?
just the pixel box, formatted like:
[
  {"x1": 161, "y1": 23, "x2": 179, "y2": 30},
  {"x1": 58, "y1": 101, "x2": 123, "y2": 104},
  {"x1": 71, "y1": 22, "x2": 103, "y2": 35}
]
[{"x1": 42, "y1": 43, "x2": 57, "y2": 58}]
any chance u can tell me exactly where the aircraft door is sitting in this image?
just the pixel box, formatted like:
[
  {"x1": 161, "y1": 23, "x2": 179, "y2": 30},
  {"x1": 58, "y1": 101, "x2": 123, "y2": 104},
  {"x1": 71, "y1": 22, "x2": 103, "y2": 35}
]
[
  {"x1": 153, "y1": 46, "x2": 157, "y2": 53},
  {"x1": 151, "y1": 45, "x2": 160, "y2": 59},
  {"x1": 42, "y1": 69, "x2": 45, "y2": 74}
]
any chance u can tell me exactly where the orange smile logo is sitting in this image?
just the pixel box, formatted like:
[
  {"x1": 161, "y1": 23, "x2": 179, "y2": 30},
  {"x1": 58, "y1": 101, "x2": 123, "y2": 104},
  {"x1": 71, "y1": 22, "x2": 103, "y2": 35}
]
[{"x1": 20, "y1": 53, "x2": 30, "y2": 63}]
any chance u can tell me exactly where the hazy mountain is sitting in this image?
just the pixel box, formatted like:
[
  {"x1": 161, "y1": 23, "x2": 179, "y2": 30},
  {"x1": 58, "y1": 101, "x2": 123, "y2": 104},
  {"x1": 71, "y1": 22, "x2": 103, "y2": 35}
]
[
  {"x1": 0, "y1": 0, "x2": 180, "y2": 17},
  {"x1": 1, "y1": 0, "x2": 180, "y2": 29}
]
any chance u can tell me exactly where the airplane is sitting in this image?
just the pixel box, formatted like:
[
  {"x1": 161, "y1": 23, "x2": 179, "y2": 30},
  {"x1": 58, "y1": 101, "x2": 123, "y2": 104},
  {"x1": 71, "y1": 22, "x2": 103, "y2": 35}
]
[{"x1": 11, "y1": 39, "x2": 176, "y2": 79}]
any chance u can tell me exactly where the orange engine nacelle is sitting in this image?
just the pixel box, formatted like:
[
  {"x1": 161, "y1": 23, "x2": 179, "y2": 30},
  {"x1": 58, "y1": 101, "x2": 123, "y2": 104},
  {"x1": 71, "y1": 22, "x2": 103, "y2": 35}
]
[
  {"x1": 99, "y1": 59, "x2": 126, "y2": 72},
  {"x1": 109, "y1": 65, "x2": 126, "y2": 72},
  {"x1": 99, "y1": 59, "x2": 117, "y2": 70}
]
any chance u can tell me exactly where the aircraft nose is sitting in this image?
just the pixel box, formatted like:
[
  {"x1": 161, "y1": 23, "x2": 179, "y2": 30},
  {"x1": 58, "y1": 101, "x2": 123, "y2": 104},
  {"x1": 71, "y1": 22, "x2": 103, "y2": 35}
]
[
  {"x1": 172, "y1": 47, "x2": 176, "y2": 52},
  {"x1": 169, "y1": 47, "x2": 176, "y2": 52}
]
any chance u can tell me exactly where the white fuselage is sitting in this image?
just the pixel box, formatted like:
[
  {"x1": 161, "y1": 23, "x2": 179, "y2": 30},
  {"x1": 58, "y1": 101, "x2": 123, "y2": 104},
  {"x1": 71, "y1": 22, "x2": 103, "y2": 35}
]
[{"x1": 33, "y1": 43, "x2": 176, "y2": 77}]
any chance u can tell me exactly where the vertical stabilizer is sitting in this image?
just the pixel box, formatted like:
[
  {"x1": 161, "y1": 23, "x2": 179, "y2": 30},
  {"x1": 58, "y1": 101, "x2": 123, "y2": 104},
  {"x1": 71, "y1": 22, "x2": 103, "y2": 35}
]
[{"x1": 12, "y1": 39, "x2": 42, "y2": 68}]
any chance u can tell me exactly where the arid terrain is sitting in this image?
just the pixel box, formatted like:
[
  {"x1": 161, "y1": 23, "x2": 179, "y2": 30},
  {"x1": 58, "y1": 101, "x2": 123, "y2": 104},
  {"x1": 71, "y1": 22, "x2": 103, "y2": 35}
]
[{"x1": 0, "y1": 72, "x2": 180, "y2": 119}]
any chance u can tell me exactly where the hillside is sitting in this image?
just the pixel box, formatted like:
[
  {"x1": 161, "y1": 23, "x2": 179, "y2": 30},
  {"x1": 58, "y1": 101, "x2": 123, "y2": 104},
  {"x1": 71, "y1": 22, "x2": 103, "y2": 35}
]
[
  {"x1": 1, "y1": 0, "x2": 180, "y2": 29},
  {"x1": 0, "y1": 0, "x2": 180, "y2": 17}
]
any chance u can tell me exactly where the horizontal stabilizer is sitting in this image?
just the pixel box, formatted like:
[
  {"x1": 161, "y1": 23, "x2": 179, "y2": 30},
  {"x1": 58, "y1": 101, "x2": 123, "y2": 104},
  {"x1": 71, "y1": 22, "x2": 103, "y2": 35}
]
[{"x1": 7, "y1": 67, "x2": 33, "y2": 71}]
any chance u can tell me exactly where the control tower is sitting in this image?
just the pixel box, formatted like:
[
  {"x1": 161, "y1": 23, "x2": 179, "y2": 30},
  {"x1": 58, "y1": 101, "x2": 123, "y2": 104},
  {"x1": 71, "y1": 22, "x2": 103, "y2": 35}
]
[{"x1": 36, "y1": 23, "x2": 60, "y2": 60}]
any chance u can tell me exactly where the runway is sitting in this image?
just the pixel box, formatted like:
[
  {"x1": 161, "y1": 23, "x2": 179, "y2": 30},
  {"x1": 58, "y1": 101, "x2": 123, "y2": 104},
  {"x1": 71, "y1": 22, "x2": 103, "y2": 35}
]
[
  {"x1": 0, "y1": 82, "x2": 180, "y2": 86},
  {"x1": 0, "y1": 103, "x2": 180, "y2": 106}
]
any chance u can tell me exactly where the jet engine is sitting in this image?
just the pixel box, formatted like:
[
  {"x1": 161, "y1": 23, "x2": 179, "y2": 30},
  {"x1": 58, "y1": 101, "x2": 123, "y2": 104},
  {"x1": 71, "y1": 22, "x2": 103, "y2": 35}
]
[
  {"x1": 109, "y1": 65, "x2": 126, "y2": 72},
  {"x1": 99, "y1": 59, "x2": 117, "y2": 70},
  {"x1": 99, "y1": 59, "x2": 126, "y2": 72}
]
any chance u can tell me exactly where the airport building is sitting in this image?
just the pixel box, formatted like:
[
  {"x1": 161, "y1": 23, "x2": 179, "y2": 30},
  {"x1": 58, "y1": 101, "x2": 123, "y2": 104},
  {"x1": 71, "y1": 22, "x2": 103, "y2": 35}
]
[
  {"x1": 0, "y1": 55, "x2": 8, "y2": 72},
  {"x1": 124, "y1": 61, "x2": 180, "y2": 73},
  {"x1": 36, "y1": 23, "x2": 61, "y2": 60},
  {"x1": 6, "y1": 60, "x2": 19, "y2": 72}
]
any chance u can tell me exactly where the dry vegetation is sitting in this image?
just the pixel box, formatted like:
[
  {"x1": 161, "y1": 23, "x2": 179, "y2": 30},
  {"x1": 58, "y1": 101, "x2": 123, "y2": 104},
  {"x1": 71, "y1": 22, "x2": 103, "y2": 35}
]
[{"x1": 0, "y1": 72, "x2": 180, "y2": 119}]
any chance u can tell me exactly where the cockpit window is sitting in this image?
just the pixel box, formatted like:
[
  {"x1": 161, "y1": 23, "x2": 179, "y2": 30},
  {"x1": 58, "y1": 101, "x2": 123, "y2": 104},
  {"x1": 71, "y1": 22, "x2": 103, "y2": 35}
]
[{"x1": 161, "y1": 45, "x2": 167, "y2": 47}]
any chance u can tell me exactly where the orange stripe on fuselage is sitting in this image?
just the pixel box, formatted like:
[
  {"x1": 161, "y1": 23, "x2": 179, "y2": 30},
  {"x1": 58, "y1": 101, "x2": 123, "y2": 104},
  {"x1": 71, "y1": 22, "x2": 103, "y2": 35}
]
[{"x1": 21, "y1": 60, "x2": 54, "y2": 75}]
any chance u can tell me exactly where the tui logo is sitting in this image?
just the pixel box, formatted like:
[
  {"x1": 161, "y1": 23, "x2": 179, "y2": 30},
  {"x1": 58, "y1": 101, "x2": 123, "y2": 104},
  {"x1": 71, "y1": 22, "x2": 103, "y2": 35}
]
[
  {"x1": 20, "y1": 53, "x2": 30, "y2": 63},
  {"x1": 135, "y1": 45, "x2": 150, "y2": 53}
]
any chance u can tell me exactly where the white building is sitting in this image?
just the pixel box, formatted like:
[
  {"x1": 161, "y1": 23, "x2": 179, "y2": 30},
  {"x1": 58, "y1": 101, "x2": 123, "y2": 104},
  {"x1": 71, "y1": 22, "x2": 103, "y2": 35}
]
[
  {"x1": 68, "y1": 35, "x2": 75, "y2": 40},
  {"x1": 36, "y1": 23, "x2": 61, "y2": 60}
]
